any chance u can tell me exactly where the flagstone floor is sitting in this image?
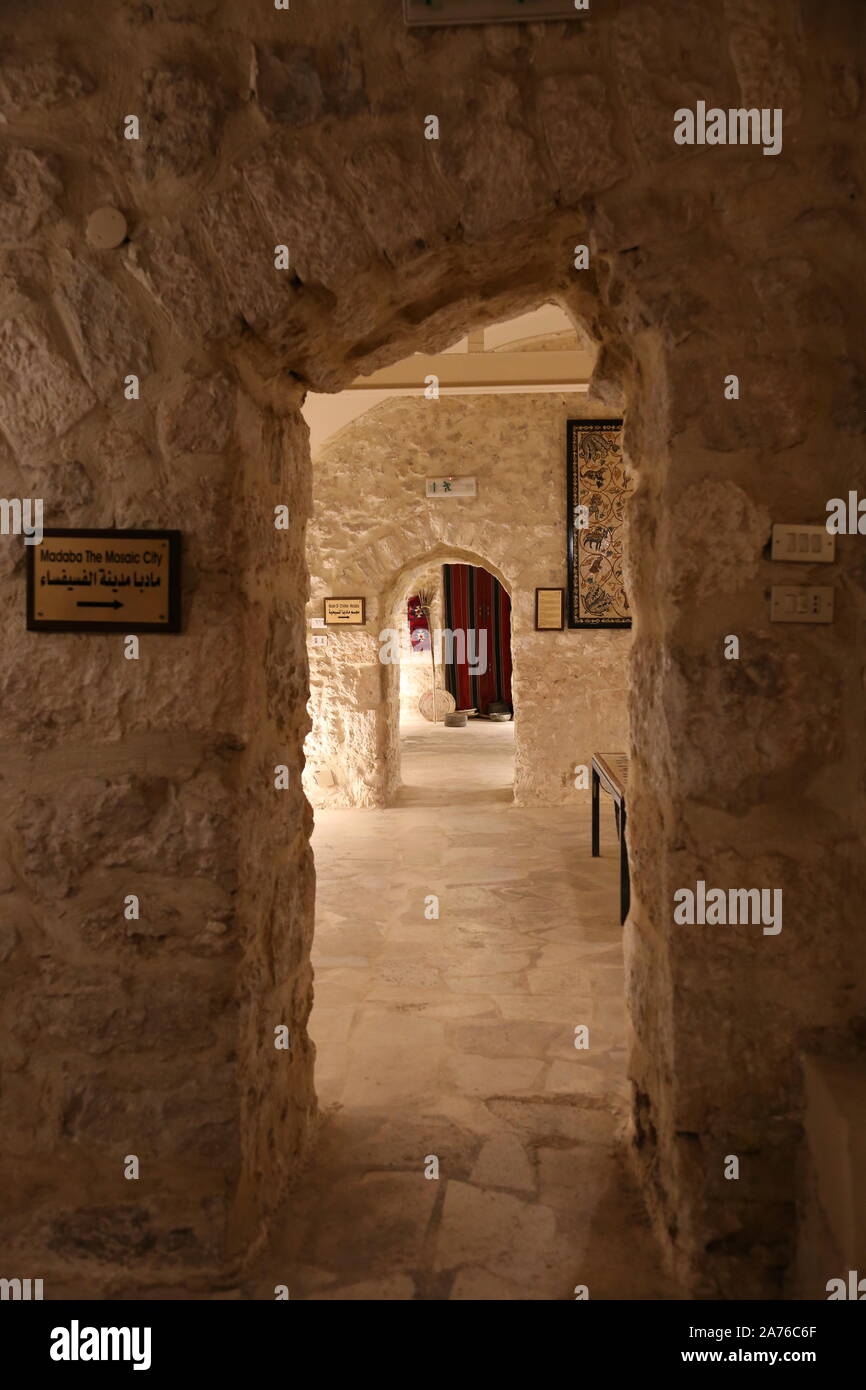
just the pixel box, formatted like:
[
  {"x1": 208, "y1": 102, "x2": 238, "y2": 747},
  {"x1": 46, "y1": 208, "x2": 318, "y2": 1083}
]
[{"x1": 253, "y1": 718, "x2": 675, "y2": 1300}]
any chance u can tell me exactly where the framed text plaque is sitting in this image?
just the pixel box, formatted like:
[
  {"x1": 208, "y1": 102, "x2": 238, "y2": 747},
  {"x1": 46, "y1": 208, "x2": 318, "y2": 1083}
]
[
  {"x1": 535, "y1": 587, "x2": 564, "y2": 630},
  {"x1": 323, "y1": 596, "x2": 366, "y2": 626},
  {"x1": 26, "y1": 528, "x2": 182, "y2": 633}
]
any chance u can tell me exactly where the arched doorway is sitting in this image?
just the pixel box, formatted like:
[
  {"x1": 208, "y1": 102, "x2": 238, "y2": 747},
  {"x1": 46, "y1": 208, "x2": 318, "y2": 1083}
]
[
  {"x1": 294, "y1": 400, "x2": 642, "y2": 1296},
  {"x1": 381, "y1": 546, "x2": 519, "y2": 806},
  {"x1": 395, "y1": 557, "x2": 516, "y2": 807}
]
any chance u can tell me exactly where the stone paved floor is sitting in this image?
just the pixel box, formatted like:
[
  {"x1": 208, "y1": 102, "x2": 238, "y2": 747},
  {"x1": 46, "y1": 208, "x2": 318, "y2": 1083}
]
[{"x1": 254, "y1": 719, "x2": 675, "y2": 1299}]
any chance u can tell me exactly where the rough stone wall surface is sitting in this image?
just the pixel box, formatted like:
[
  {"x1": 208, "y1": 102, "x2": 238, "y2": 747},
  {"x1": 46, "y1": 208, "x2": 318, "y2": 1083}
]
[
  {"x1": 0, "y1": 0, "x2": 862, "y2": 1300},
  {"x1": 304, "y1": 392, "x2": 630, "y2": 809}
]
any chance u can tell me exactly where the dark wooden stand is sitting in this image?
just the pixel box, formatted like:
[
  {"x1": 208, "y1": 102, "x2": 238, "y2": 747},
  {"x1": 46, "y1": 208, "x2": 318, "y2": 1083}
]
[{"x1": 591, "y1": 753, "x2": 630, "y2": 925}]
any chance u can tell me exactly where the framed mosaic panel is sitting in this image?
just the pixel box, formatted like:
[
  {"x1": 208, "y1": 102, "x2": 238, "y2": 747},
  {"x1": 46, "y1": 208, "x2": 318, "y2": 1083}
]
[{"x1": 566, "y1": 419, "x2": 632, "y2": 629}]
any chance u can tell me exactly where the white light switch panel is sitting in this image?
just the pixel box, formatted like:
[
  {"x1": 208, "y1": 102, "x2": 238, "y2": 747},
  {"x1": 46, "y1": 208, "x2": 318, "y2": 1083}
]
[
  {"x1": 311, "y1": 634, "x2": 328, "y2": 647},
  {"x1": 771, "y1": 524, "x2": 835, "y2": 563},
  {"x1": 770, "y1": 586, "x2": 834, "y2": 624}
]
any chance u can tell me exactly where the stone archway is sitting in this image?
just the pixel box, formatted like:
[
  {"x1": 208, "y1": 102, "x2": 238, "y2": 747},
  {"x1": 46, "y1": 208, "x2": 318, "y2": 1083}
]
[
  {"x1": 2, "y1": 0, "x2": 861, "y2": 1302},
  {"x1": 381, "y1": 545, "x2": 515, "y2": 804}
]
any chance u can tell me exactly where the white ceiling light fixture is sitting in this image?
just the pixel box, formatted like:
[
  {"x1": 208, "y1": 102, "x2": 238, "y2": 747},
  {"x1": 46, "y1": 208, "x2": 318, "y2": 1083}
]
[{"x1": 404, "y1": 0, "x2": 588, "y2": 27}]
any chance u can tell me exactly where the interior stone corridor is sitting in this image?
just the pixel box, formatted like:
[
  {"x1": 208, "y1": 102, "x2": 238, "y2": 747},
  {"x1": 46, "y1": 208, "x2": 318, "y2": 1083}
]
[{"x1": 251, "y1": 720, "x2": 674, "y2": 1300}]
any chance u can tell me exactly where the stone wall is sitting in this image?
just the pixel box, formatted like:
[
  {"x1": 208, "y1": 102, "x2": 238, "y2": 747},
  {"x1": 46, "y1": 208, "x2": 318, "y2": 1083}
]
[
  {"x1": 0, "y1": 0, "x2": 863, "y2": 1300},
  {"x1": 304, "y1": 391, "x2": 631, "y2": 808}
]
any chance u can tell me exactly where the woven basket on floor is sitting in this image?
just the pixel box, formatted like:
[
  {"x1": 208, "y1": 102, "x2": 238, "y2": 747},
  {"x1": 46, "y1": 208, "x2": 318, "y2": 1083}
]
[{"x1": 418, "y1": 688, "x2": 456, "y2": 722}]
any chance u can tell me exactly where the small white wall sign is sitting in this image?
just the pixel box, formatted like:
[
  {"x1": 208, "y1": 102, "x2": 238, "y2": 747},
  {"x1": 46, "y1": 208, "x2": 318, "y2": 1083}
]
[{"x1": 426, "y1": 477, "x2": 477, "y2": 498}]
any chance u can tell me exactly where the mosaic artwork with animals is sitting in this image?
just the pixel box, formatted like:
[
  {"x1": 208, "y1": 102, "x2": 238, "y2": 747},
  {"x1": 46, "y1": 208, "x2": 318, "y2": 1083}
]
[{"x1": 566, "y1": 418, "x2": 632, "y2": 628}]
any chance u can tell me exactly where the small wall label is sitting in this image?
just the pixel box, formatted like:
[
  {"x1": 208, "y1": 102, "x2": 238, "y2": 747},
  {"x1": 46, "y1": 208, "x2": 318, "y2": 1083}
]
[
  {"x1": 426, "y1": 477, "x2": 476, "y2": 498},
  {"x1": 323, "y1": 596, "x2": 366, "y2": 626},
  {"x1": 535, "y1": 587, "x2": 564, "y2": 630}
]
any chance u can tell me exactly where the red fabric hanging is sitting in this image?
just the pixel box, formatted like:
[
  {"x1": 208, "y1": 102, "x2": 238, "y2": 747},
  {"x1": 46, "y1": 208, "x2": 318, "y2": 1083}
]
[
  {"x1": 442, "y1": 564, "x2": 512, "y2": 715},
  {"x1": 407, "y1": 593, "x2": 430, "y2": 652}
]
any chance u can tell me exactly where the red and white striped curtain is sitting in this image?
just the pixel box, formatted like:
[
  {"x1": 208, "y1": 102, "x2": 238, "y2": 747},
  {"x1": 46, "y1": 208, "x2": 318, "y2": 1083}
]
[{"x1": 441, "y1": 564, "x2": 512, "y2": 716}]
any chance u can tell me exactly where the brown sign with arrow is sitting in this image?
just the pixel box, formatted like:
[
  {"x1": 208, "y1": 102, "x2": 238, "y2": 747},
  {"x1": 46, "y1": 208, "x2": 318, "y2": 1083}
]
[{"x1": 26, "y1": 528, "x2": 182, "y2": 633}]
